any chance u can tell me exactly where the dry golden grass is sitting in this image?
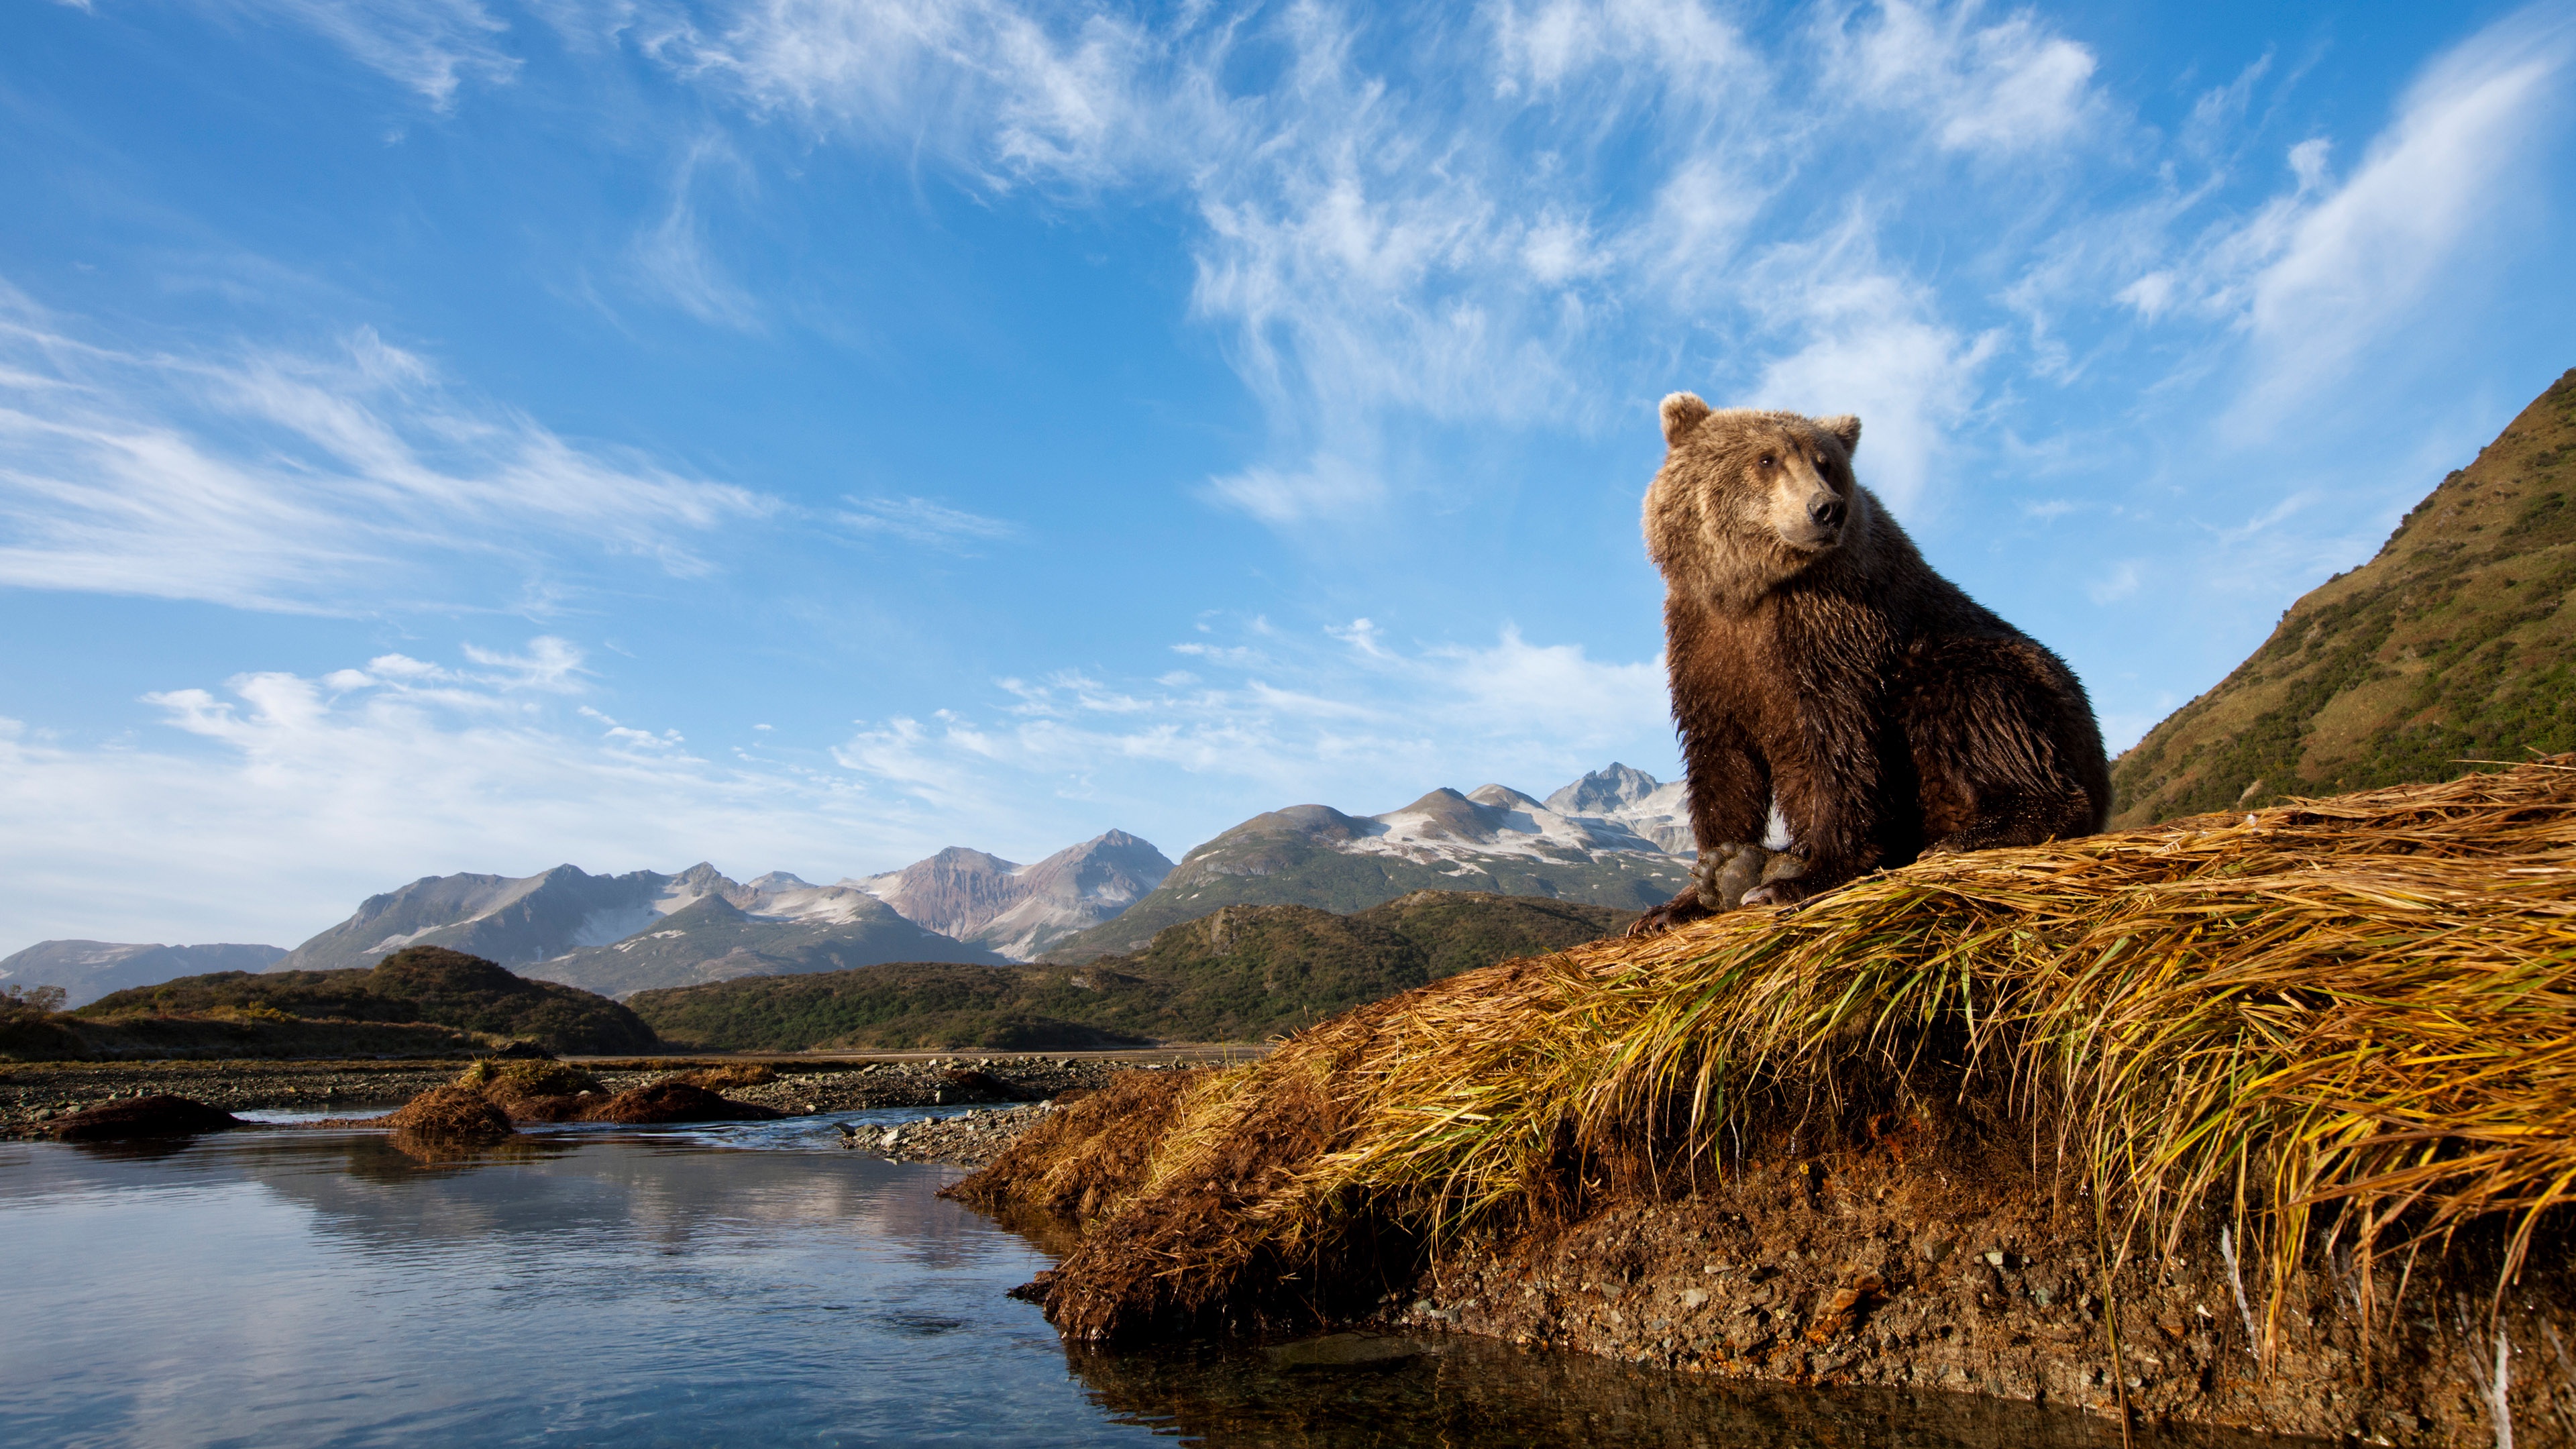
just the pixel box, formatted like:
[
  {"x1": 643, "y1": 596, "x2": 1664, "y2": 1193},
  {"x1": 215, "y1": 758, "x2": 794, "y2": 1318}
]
[{"x1": 1007, "y1": 759, "x2": 2576, "y2": 1347}]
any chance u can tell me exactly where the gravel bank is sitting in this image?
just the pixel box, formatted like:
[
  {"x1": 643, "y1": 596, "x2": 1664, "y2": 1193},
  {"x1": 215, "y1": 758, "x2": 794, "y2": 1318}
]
[
  {"x1": 855, "y1": 1103, "x2": 1054, "y2": 1168},
  {"x1": 0, "y1": 1053, "x2": 1150, "y2": 1138}
]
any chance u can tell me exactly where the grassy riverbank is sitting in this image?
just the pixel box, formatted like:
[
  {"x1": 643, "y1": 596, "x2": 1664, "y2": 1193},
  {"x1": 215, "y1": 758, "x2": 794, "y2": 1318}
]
[{"x1": 956, "y1": 760, "x2": 2576, "y2": 1442}]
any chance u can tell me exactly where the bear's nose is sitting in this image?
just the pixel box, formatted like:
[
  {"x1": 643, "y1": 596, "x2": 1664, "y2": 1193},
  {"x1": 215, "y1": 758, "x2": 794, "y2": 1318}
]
[{"x1": 1807, "y1": 494, "x2": 1845, "y2": 529}]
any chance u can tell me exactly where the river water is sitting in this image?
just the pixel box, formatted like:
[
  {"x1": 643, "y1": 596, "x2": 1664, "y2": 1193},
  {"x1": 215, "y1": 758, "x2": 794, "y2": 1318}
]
[{"x1": 0, "y1": 1114, "x2": 2272, "y2": 1447}]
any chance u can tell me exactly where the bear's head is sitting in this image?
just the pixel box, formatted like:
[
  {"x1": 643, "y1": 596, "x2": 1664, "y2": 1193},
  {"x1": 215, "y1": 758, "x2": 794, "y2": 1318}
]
[{"x1": 1642, "y1": 395, "x2": 1867, "y2": 602}]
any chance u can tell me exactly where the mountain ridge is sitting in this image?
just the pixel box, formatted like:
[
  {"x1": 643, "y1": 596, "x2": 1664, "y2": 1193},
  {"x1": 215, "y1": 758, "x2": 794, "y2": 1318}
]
[
  {"x1": 0, "y1": 941, "x2": 288, "y2": 1009},
  {"x1": 1040, "y1": 767, "x2": 1695, "y2": 961},
  {"x1": 846, "y1": 830, "x2": 1173, "y2": 960}
]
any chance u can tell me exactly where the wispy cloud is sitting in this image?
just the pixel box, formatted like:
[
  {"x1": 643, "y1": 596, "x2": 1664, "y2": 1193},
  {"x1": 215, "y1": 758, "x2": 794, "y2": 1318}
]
[
  {"x1": 635, "y1": 134, "x2": 764, "y2": 329},
  {"x1": 834, "y1": 494, "x2": 1018, "y2": 547},
  {"x1": 639, "y1": 0, "x2": 2126, "y2": 532},
  {"x1": 2118, "y1": 3, "x2": 2576, "y2": 418},
  {"x1": 201, "y1": 0, "x2": 521, "y2": 109},
  {"x1": 0, "y1": 292, "x2": 773, "y2": 611},
  {"x1": 1825, "y1": 0, "x2": 2102, "y2": 156}
]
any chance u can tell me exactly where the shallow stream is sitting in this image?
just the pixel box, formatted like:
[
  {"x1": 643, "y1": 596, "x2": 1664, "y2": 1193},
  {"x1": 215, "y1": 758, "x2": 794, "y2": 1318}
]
[{"x1": 0, "y1": 1113, "x2": 2284, "y2": 1446}]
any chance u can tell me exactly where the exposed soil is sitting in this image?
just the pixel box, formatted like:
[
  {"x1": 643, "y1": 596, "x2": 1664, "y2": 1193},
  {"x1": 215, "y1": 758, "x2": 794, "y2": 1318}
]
[{"x1": 1383, "y1": 1151, "x2": 2575, "y2": 1446}]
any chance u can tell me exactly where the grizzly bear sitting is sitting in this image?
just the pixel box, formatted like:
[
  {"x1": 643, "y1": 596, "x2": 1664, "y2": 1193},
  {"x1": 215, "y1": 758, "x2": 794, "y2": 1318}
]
[{"x1": 1629, "y1": 396, "x2": 2109, "y2": 934}]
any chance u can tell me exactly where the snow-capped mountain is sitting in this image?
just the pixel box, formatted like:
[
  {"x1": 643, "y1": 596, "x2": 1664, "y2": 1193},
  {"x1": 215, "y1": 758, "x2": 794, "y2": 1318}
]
[
  {"x1": 274, "y1": 862, "x2": 1002, "y2": 996},
  {"x1": 1544, "y1": 763, "x2": 1695, "y2": 855},
  {"x1": 846, "y1": 830, "x2": 1175, "y2": 961},
  {"x1": 1042, "y1": 766, "x2": 1698, "y2": 961},
  {"x1": 0, "y1": 940, "x2": 287, "y2": 1008}
]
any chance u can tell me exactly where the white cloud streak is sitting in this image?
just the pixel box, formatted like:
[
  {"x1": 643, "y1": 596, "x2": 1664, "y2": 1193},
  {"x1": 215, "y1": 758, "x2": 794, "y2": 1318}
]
[
  {"x1": 1827, "y1": 0, "x2": 2100, "y2": 155},
  {"x1": 2120, "y1": 3, "x2": 2576, "y2": 417},
  {"x1": 0, "y1": 293, "x2": 773, "y2": 611},
  {"x1": 834, "y1": 494, "x2": 1018, "y2": 547},
  {"x1": 204, "y1": 0, "x2": 522, "y2": 108}
]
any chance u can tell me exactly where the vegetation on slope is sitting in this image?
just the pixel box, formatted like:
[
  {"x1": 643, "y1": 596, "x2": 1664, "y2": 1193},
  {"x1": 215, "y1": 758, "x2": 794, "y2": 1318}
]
[
  {"x1": 959, "y1": 762, "x2": 2576, "y2": 1350},
  {"x1": 80, "y1": 946, "x2": 656, "y2": 1055},
  {"x1": 632, "y1": 891, "x2": 1634, "y2": 1051},
  {"x1": 0, "y1": 1010, "x2": 482, "y2": 1062},
  {"x1": 2114, "y1": 367, "x2": 2576, "y2": 824}
]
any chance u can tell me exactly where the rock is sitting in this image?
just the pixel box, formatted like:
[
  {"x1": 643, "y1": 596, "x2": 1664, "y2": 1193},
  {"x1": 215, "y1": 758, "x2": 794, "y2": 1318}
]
[
  {"x1": 50, "y1": 1094, "x2": 243, "y2": 1141},
  {"x1": 579, "y1": 1081, "x2": 786, "y2": 1124}
]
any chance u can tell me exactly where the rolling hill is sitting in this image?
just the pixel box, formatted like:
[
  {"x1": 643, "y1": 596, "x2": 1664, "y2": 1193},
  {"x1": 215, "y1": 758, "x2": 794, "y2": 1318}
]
[{"x1": 83, "y1": 945, "x2": 657, "y2": 1055}]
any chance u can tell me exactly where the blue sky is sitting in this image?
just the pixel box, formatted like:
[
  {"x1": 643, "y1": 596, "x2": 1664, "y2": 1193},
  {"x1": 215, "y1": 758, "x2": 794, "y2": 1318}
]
[{"x1": 3, "y1": 0, "x2": 2573, "y2": 953}]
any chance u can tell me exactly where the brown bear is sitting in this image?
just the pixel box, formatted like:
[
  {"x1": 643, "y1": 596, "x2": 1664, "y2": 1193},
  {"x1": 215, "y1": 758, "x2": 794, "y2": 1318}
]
[{"x1": 1628, "y1": 396, "x2": 2110, "y2": 934}]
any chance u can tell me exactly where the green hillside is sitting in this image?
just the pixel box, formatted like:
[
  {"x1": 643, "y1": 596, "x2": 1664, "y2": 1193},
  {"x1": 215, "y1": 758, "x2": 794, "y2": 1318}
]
[
  {"x1": 2114, "y1": 368, "x2": 2576, "y2": 824},
  {"x1": 80, "y1": 945, "x2": 657, "y2": 1055},
  {"x1": 631, "y1": 890, "x2": 1635, "y2": 1051},
  {"x1": 1042, "y1": 805, "x2": 1686, "y2": 961}
]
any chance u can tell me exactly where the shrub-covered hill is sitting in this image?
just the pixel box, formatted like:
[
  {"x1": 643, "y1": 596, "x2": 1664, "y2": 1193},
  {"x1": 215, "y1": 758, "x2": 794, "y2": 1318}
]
[
  {"x1": 80, "y1": 945, "x2": 657, "y2": 1055},
  {"x1": 2114, "y1": 367, "x2": 2576, "y2": 824},
  {"x1": 632, "y1": 890, "x2": 1634, "y2": 1051}
]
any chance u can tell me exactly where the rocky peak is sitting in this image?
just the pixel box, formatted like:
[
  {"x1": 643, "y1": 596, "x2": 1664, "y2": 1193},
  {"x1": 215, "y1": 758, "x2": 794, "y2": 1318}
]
[{"x1": 1544, "y1": 763, "x2": 1664, "y2": 817}]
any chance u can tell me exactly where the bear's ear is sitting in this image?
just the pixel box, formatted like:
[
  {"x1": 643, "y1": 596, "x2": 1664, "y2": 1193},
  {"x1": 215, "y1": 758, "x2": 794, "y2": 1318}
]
[
  {"x1": 1817, "y1": 413, "x2": 1862, "y2": 455},
  {"x1": 1660, "y1": 392, "x2": 1712, "y2": 447}
]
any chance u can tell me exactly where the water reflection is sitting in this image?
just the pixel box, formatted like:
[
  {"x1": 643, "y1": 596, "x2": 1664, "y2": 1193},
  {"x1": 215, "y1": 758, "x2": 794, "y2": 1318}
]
[
  {"x1": 1068, "y1": 1334, "x2": 2277, "y2": 1448},
  {"x1": 0, "y1": 1124, "x2": 2300, "y2": 1449},
  {"x1": 1, "y1": 1124, "x2": 1130, "y2": 1448}
]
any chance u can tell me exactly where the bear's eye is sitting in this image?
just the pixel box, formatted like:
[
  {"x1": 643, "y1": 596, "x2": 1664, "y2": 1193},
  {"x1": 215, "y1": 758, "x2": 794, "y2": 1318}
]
[{"x1": 1757, "y1": 453, "x2": 1776, "y2": 470}]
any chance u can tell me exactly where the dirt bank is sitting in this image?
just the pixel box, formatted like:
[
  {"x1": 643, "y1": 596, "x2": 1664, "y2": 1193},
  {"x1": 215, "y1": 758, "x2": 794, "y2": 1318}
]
[{"x1": 1384, "y1": 1155, "x2": 2571, "y2": 1444}]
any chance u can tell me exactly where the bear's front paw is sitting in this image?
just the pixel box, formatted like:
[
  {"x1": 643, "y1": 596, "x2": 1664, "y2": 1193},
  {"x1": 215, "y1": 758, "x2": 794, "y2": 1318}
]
[{"x1": 1692, "y1": 842, "x2": 1774, "y2": 913}]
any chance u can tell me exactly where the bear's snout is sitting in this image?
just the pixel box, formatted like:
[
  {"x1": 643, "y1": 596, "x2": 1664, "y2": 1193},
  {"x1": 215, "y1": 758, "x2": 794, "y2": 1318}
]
[{"x1": 1770, "y1": 480, "x2": 1847, "y2": 551}]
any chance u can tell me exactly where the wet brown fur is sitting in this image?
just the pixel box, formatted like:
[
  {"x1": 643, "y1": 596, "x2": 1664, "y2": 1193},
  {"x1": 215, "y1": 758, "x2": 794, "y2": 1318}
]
[{"x1": 1635, "y1": 396, "x2": 2108, "y2": 926}]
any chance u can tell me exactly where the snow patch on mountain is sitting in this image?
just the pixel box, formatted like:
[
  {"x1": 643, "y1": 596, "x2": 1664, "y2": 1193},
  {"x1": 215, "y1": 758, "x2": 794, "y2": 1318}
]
[{"x1": 1326, "y1": 768, "x2": 1691, "y2": 873}]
